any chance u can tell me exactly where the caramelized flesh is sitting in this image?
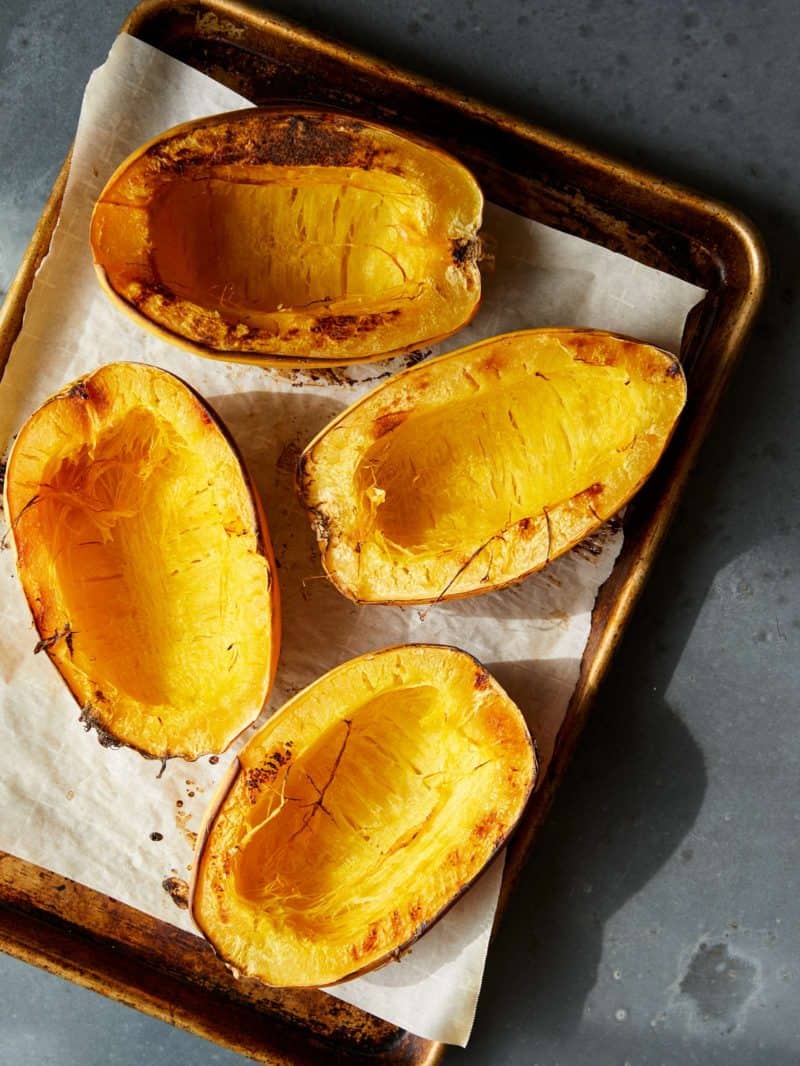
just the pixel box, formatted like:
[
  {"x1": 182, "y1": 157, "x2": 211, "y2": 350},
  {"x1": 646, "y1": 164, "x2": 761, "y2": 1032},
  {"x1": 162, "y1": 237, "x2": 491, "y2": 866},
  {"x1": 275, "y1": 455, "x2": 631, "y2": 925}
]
[
  {"x1": 356, "y1": 363, "x2": 644, "y2": 554},
  {"x1": 235, "y1": 684, "x2": 487, "y2": 940},
  {"x1": 301, "y1": 330, "x2": 686, "y2": 602},
  {"x1": 193, "y1": 646, "x2": 535, "y2": 987},
  {"x1": 6, "y1": 364, "x2": 275, "y2": 757},
  {"x1": 150, "y1": 175, "x2": 433, "y2": 321},
  {"x1": 33, "y1": 410, "x2": 260, "y2": 709},
  {"x1": 91, "y1": 110, "x2": 482, "y2": 365}
]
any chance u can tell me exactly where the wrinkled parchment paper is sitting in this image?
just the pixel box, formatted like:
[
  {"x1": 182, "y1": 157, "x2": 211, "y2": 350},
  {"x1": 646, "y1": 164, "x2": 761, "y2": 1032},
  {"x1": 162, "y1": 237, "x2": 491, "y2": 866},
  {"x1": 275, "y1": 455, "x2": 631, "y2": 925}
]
[{"x1": 0, "y1": 35, "x2": 705, "y2": 1046}]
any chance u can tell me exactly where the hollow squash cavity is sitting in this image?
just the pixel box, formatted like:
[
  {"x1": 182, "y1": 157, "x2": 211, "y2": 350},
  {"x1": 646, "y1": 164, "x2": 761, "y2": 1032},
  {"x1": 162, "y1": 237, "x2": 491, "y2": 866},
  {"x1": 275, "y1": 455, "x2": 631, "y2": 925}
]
[
  {"x1": 149, "y1": 175, "x2": 434, "y2": 320},
  {"x1": 192, "y1": 646, "x2": 536, "y2": 987},
  {"x1": 299, "y1": 329, "x2": 687, "y2": 603},
  {"x1": 91, "y1": 110, "x2": 483, "y2": 367},
  {"x1": 4, "y1": 363, "x2": 279, "y2": 759},
  {"x1": 236, "y1": 685, "x2": 459, "y2": 937},
  {"x1": 357, "y1": 365, "x2": 641, "y2": 553}
]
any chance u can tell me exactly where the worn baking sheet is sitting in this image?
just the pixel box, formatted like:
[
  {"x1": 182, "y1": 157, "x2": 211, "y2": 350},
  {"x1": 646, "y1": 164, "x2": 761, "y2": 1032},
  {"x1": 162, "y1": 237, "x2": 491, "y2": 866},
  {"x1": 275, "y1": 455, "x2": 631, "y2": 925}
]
[{"x1": 0, "y1": 2, "x2": 765, "y2": 1064}]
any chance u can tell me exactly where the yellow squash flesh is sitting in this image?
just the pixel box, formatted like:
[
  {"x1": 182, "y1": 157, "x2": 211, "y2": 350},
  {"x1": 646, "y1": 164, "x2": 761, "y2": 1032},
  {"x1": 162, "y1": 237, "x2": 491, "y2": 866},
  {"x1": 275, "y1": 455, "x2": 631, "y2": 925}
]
[
  {"x1": 3, "y1": 363, "x2": 279, "y2": 759},
  {"x1": 91, "y1": 109, "x2": 483, "y2": 368},
  {"x1": 192, "y1": 645, "x2": 536, "y2": 987},
  {"x1": 299, "y1": 328, "x2": 687, "y2": 603}
]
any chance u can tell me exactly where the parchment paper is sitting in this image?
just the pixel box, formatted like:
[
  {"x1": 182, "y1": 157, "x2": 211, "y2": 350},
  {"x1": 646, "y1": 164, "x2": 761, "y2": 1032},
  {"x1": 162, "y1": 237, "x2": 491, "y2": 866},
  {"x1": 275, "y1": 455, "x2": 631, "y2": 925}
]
[{"x1": 0, "y1": 34, "x2": 705, "y2": 1046}]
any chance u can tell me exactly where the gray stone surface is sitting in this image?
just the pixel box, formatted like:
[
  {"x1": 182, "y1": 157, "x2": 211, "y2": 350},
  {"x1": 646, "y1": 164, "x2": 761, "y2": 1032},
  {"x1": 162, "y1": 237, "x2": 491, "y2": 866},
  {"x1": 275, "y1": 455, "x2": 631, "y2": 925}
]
[{"x1": 1, "y1": 1, "x2": 798, "y2": 1063}]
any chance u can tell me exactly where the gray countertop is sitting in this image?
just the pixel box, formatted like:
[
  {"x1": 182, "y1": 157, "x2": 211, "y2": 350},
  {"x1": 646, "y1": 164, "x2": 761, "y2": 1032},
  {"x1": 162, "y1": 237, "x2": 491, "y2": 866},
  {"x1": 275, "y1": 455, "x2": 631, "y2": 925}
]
[{"x1": 1, "y1": 1, "x2": 798, "y2": 1063}]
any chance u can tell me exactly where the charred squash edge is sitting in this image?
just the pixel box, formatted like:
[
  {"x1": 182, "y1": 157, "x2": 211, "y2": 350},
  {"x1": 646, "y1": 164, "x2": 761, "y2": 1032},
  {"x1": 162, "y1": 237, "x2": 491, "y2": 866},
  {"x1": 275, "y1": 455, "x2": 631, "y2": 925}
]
[
  {"x1": 2, "y1": 362, "x2": 282, "y2": 761},
  {"x1": 189, "y1": 643, "x2": 537, "y2": 986},
  {"x1": 296, "y1": 328, "x2": 687, "y2": 605},
  {"x1": 91, "y1": 107, "x2": 483, "y2": 370}
]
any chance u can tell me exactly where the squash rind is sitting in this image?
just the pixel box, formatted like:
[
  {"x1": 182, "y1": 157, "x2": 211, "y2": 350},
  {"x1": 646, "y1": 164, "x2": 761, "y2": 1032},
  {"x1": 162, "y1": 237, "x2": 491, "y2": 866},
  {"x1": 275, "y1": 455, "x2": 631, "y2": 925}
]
[
  {"x1": 191, "y1": 644, "x2": 536, "y2": 987},
  {"x1": 298, "y1": 328, "x2": 687, "y2": 604},
  {"x1": 3, "y1": 362, "x2": 280, "y2": 760},
  {"x1": 90, "y1": 108, "x2": 483, "y2": 369}
]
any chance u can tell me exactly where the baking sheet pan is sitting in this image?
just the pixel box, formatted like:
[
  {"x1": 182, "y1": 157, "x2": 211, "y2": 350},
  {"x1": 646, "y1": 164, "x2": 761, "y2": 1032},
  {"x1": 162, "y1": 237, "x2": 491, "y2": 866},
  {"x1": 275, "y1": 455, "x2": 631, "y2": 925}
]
[{"x1": 0, "y1": 1, "x2": 765, "y2": 1062}]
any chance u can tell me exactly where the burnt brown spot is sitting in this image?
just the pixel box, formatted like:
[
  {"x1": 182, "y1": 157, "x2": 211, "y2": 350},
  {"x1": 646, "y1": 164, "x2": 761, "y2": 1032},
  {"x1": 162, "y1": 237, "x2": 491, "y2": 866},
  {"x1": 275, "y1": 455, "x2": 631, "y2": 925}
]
[
  {"x1": 310, "y1": 309, "x2": 401, "y2": 343},
  {"x1": 34, "y1": 622, "x2": 73, "y2": 657},
  {"x1": 574, "y1": 539, "x2": 604, "y2": 559},
  {"x1": 308, "y1": 505, "x2": 332, "y2": 546},
  {"x1": 667, "y1": 360, "x2": 682, "y2": 377},
  {"x1": 228, "y1": 323, "x2": 257, "y2": 343},
  {"x1": 362, "y1": 925, "x2": 379, "y2": 954},
  {"x1": 473, "y1": 812, "x2": 500, "y2": 839},
  {"x1": 266, "y1": 744, "x2": 293, "y2": 770},
  {"x1": 81, "y1": 381, "x2": 107, "y2": 417},
  {"x1": 68, "y1": 381, "x2": 89, "y2": 400},
  {"x1": 244, "y1": 765, "x2": 275, "y2": 801},
  {"x1": 151, "y1": 113, "x2": 365, "y2": 173},
  {"x1": 209, "y1": 755, "x2": 220, "y2": 765},
  {"x1": 366, "y1": 311, "x2": 401, "y2": 333},
  {"x1": 474, "y1": 668, "x2": 491, "y2": 690},
  {"x1": 372, "y1": 410, "x2": 411, "y2": 439},
  {"x1": 452, "y1": 237, "x2": 479, "y2": 266},
  {"x1": 518, "y1": 516, "x2": 534, "y2": 535},
  {"x1": 78, "y1": 703, "x2": 122, "y2": 750},
  {"x1": 585, "y1": 482, "x2": 604, "y2": 496},
  {"x1": 402, "y1": 349, "x2": 430, "y2": 370},
  {"x1": 150, "y1": 831, "x2": 163, "y2": 842},
  {"x1": 311, "y1": 314, "x2": 358, "y2": 341},
  {"x1": 130, "y1": 280, "x2": 177, "y2": 309},
  {"x1": 162, "y1": 876, "x2": 189, "y2": 909},
  {"x1": 244, "y1": 744, "x2": 293, "y2": 803},
  {"x1": 480, "y1": 353, "x2": 504, "y2": 376},
  {"x1": 409, "y1": 902, "x2": 423, "y2": 923}
]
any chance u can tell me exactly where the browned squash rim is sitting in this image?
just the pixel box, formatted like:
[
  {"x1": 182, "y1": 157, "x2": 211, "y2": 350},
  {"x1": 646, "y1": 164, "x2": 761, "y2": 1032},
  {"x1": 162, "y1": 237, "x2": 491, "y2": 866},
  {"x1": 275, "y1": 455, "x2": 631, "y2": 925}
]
[
  {"x1": 297, "y1": 327, "x2": 687, "y2": 605},
  {"x1": 3, "y1": 361, "x2": 281, "y2": 761},
  {"x1": 190, "y1": 643, "x2": 537, "y2": 987},
  {"x1": 91, "y1": 107, "x2": 484, "y2": 369}
]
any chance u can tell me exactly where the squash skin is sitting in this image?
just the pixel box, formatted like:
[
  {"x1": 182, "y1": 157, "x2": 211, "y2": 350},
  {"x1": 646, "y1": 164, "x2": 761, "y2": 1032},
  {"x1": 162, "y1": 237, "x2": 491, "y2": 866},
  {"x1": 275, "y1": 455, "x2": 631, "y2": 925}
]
[
  {"x1": 3, "y1": 363, "x2": 280, "y2": 760},
  {"x1": 298, "y1": 328, "x2": 687, "y2": 604},
  {"x1": 90, "y1": 108, "x2": 483, "y2": 369},
  {"x1": 191, "y1": 644, "x2": 536, "y2": 988}
]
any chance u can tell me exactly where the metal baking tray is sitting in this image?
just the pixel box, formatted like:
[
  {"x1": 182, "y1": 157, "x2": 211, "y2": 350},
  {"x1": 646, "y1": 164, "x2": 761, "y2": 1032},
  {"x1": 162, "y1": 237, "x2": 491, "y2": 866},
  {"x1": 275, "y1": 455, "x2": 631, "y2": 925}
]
[{"x1": 0, "y1": 1, "x2": 766, "y2": 1062}]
